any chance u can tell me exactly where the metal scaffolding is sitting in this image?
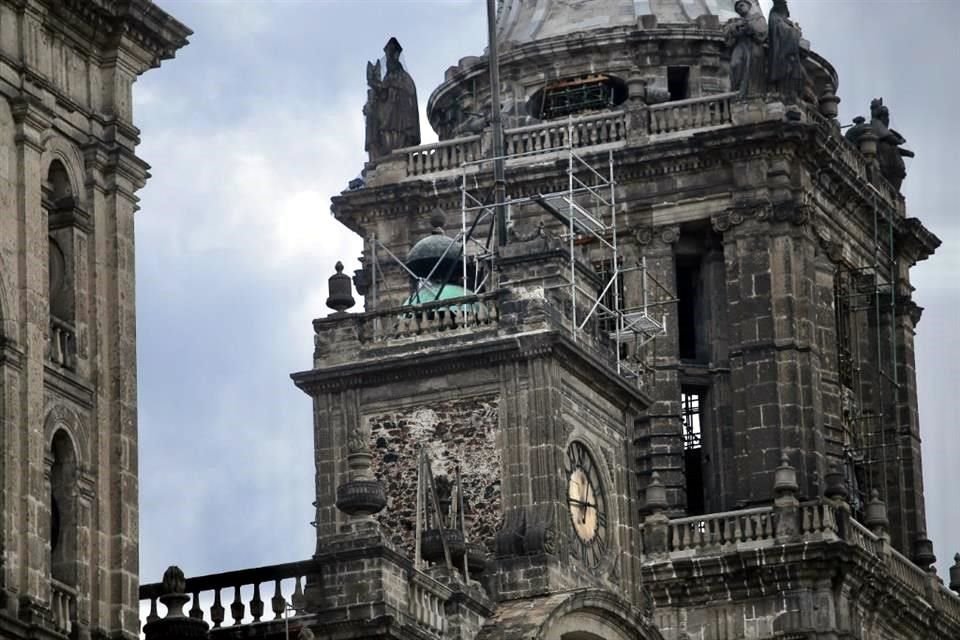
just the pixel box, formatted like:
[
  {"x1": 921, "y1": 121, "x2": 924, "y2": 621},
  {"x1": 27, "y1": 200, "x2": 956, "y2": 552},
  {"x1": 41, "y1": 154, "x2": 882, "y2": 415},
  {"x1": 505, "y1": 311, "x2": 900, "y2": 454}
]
[{"x1": 360, "y1": 118, "x2": 672, "y2": 389}]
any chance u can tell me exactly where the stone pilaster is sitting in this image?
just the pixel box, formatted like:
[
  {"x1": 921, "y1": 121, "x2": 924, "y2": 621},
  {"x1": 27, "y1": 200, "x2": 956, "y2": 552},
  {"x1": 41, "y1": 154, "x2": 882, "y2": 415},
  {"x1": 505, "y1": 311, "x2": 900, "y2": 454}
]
[{"x1": 718, "y1": 203, "x2": 826, "y2": 505}]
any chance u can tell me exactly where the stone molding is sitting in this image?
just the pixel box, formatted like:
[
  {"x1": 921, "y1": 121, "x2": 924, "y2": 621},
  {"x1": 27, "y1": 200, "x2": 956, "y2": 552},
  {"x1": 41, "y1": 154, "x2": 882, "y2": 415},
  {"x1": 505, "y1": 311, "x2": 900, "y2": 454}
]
[
  {"x1": 710, "y1": 201, "x2": 814, "y2": 233},
  {"x1": 43, "y1": 403, "x2": 89, "y2": 467}
]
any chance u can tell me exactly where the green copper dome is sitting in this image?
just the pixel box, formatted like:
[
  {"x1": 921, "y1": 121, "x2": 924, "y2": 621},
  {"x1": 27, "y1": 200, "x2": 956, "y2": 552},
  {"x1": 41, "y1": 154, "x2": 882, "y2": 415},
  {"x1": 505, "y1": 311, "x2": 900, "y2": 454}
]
[
  {"x1": 405, "y1": 233, "x2": 463, "y2": 280},
  {"x1": 402, "y1": 282, "x2": 473, "y2": 307}
]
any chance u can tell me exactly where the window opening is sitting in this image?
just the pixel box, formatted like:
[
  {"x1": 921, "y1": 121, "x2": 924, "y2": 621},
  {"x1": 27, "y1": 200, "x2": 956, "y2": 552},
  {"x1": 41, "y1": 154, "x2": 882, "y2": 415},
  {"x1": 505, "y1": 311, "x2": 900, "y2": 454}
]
[
  {"x1": 49, "y1": 430, "x2": 77, "y2": 586},
  {"x1": 682, "y1": 389, "x2": 705, "y2": 515},
  {"x1": 667, "y1": 66, "x2": 690, "y2": 101},
  {"x1": 675, "y1": 257, "x2": 702, "y2": 361}
]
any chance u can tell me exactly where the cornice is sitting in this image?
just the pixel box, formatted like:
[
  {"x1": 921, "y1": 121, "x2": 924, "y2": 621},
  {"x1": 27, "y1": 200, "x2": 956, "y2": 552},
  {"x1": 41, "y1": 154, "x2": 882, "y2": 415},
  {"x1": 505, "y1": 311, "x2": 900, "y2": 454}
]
[
  {"x1": 44, "y1": 0, "x2": 191, "y2": 72},
  {"x1": 291, "y1": 329, "x2": 650, "y2": 411}
]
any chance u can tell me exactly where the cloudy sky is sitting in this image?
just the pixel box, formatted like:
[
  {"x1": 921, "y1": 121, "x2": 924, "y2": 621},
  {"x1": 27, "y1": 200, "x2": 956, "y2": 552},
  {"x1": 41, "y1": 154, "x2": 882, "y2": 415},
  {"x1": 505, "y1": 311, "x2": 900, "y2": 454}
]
[{"x1": 134, "y1": 0, "x2": 960, "y2": 586}]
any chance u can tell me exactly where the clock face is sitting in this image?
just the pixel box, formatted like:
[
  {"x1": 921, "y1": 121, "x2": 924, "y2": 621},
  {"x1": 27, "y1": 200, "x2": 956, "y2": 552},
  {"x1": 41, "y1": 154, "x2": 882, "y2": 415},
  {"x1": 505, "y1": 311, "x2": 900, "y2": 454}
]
[{"x1": 566, "y1": 441, "x2": 608, "y2": 566}]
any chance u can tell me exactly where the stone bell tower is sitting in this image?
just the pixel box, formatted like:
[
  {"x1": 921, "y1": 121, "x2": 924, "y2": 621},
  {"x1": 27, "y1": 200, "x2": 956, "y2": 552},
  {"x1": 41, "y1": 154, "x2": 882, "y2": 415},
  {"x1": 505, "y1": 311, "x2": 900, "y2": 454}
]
[{"x1": 0, "y1": 2, "x2": 189, "y2": 640}]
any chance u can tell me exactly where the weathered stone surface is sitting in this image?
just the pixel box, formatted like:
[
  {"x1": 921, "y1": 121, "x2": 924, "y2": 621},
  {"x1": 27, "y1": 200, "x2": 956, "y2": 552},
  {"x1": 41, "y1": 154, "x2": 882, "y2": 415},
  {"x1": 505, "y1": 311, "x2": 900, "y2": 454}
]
[{"x1": 0, "y1": 2, "x2": 189, "y2": 639}]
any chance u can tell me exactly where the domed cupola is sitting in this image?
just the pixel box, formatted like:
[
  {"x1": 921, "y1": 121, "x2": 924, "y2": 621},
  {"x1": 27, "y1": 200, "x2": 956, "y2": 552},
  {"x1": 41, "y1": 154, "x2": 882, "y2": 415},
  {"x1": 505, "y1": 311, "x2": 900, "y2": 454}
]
[
  {"x1": 496, "y1": 0, "x2": 737, "y2": 47},
  {"x1": 402, "y1": 210, "x2": 474, "y2": 306},
  {"x1": 428, "y1": 0, "x2": 742, "y2": 139}
]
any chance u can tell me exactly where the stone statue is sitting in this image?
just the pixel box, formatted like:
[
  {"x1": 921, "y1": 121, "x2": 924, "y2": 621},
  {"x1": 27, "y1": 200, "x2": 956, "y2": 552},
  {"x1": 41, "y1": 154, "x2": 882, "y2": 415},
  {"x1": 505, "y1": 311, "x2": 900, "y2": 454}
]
[
  {"x1": 364, "y1": 38, "x2": 420, "y2": 162},
  {"x1": 870, "y1": 98, "x2": 914, "y2": 190},
  {"x1": 363, "y1": 60, "x2": 384, "y2": 160},
  {"x1": 724, "y1": 0, "x2": 767, "y2": 98},
  {"x1": 766, "y1": 0, "x2": 806, "y2": 103}
]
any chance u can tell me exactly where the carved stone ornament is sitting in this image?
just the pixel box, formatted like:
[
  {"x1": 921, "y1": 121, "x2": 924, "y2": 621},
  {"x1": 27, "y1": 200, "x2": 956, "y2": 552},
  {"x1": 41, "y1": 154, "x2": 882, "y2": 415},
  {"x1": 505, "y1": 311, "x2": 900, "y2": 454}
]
[
  {"x1": 634, "y1": 225, "x2": 653, "y2": 245},
  {"x1": 660, "y1": 226, "x2": 680, "y2": 244},
  {"x1": 347, "y1": 425, "x2": 367, "y2": 454}
]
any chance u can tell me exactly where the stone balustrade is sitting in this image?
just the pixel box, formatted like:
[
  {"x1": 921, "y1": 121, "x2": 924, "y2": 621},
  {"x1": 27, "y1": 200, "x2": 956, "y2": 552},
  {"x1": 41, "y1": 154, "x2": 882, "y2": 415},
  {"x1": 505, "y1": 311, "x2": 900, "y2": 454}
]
[
  {"x1": 646, "y1": 499, "x2": 960, "y2": 627},
  {"x1": 50, "y1": 579, "x2": 77, "y2": 636},
  {"x1": 408, "y1": 575, "x2": 447, "y2": 635},
  {"x1": 845, "y1": 517, "x2": 884, "y2": 556},
  {"x1": 666, "y1": 506, "x2": 776, "y2": 553},
  {"x1": 404, "y1": 135, "x2": 483, "y2": 177},
  {"x1": 139, "y1": 560, "x2": 311, "y2": 629},
  {"x1": 504, "y1": 110, "x2": 628, "y2": 156},
  {"x1": 798, "y1": 500, "x2": 840, "y2": 537},
  {"x1": 804, "y1": 105, "x2": 902, "y2": 209},
  {"x1": 887, "y1": 547, "x2": 934, "y2": 598},
  {"x1": 48, "y1": 316, "x2": 76, "y2": 370},
  {"x1": 647, "y1": 93, "x2": 735, "y2": 136},
  {"x1": 359, "y1": 292, "x2": 501, "y2": 344}
]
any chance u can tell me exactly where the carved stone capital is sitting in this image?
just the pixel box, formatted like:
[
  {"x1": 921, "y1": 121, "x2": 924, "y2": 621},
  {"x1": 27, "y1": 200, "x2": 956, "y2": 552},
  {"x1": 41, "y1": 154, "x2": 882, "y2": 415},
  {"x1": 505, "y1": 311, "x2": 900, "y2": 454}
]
[{"x1": 634, "y1": 225, "x2": 679, "y2": 245}]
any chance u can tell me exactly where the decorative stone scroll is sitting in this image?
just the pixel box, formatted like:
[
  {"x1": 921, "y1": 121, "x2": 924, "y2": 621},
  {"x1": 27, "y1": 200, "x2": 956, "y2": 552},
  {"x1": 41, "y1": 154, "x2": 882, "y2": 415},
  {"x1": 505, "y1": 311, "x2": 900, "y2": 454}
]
[{"x1": 710, "y1": 201, "x2": 812, "y2": 232}]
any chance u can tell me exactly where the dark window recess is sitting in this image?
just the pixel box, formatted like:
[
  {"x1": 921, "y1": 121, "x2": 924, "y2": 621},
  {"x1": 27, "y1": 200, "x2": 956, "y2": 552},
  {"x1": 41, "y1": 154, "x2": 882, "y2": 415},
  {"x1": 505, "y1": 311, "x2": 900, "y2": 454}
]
[
  {"x1": 682, "y1": 389, "x2": 705, "y2": 515},
  {"x1": 835, "y1": 272, "x2": 853, "y2": 388},
  {"x1": 528, "y1": 74, "x2": 628, "y2": 120},
  {"x1": 667, "y1": 66, "x2": 690, "y2": 101},
  {"x1": 676, "y1": 258, "x2": 701, "y2": 361}
]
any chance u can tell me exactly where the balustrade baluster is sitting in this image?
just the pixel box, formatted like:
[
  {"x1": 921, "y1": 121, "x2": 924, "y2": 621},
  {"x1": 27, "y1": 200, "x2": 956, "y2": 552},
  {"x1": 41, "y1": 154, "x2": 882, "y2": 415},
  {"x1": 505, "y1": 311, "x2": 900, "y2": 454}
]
[
  {"x1": 291, "y1": 576, "x2": 305, "y2": 613},
  {"x1": 189, "y1": 591, "x2": 203, "y2": 620},
  {"x1": 271, "y1": 579, "x2": 285, "y2": 620},
  {"x1": 250, "y1": 582, "x2": 264, "y2": 622},
  {"x1": 813, "y1": 505, "x2": 823, "y2": 531},
  {"x1": 230, "y1": 585, "x2": 245, "y2": 625},
  {"x1": 147, "y1": 596, "x2": 159, "y2": 623},
  {"x1": 670, "y1": 523, "x2": 680, "y2": 550},
  {"x1": 210, "y1": 588, "x2": 225, "y2": 628}
]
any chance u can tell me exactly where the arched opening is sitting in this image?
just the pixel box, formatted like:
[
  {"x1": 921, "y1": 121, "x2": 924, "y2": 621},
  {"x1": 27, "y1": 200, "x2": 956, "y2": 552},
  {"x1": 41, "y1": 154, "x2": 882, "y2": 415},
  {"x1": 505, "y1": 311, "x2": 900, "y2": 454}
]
[
  {"x1": 49, "y1": 429, "x2": 78, "y2": 586},
  {"x1": 45, "y1": 159, "x2": 77, "y2": 369}
]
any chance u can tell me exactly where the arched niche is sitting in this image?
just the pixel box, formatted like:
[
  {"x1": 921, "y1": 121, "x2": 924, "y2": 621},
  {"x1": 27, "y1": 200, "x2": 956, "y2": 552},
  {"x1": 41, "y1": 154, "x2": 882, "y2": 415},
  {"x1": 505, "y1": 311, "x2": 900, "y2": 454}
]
[
  {"x1": 477, "y1": 590, "x2": 664, "y2": 640},
  {"x1": 49, "y1": 428, "x2": 79, "y2": 586},
  {"x1": 539, "y1": 592, "x2": 663, "y2": 640}
]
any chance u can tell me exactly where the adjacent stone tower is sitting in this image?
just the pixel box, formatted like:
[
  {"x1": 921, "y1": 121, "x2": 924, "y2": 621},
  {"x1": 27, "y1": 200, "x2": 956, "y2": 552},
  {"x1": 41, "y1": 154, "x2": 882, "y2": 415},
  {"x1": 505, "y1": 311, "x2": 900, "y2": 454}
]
[
  {"x1": 137, "y1": 2, "x2": 960, "y2": 640},
  {"x1": 0, "y1": 2, "x2": 189, "y2": 639}
]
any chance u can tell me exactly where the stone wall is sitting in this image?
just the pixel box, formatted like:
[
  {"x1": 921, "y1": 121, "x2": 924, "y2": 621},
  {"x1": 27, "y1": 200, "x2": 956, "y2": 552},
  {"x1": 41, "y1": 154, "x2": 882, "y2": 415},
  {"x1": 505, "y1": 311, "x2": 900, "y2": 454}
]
[{"x1": 367, "y1": 394, "x2": 501, "y2": 556}]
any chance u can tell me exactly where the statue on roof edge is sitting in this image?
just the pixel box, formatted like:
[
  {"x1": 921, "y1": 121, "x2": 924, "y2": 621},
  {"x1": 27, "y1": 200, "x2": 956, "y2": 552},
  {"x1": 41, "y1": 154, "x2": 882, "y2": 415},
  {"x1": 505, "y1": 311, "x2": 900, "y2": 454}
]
[
  {"x1": 724, "y1": 0, "x2": 767, "y2": 98},
  {"x1": 766, "y1": 0, "x2": 806, "y2": 104},
  {"x1": 364, "y1": 37, "x2": 421, "y2": 163}
]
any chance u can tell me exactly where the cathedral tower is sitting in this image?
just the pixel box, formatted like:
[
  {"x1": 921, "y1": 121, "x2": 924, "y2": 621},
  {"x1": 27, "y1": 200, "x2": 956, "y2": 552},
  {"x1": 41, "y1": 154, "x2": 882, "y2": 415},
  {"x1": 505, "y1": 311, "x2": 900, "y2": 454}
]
[{"x1": 0, "y1": 2, "x2": 189, "y2": 639}]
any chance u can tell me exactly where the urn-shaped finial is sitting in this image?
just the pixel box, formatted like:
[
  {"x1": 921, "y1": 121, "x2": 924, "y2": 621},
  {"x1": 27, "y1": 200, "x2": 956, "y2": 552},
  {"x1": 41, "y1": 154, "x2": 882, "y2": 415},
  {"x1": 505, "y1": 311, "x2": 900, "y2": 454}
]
[
  {"x1": 824, "y1": 462, "x2": 849, "y2": 503},
  {"x1": 864, "y1": 489, "x2": 889, "y2": 535},
  {"x1": 774, "y1": 453, "x2": 798, "y2": 497},
  {"x1": 818, "y1": 83, "x2": 841, "y2": 119},
  {"x1": 326, "y1": 261, "x2": 355, "y2": 315},
  {"x1": 913, "y1": 533, "x2": 937, "y2": 573},
  {"x1": 645, "y1": 471, "x2": 668, "y2": 513},
  {"x1": 858, "y1": 126, "x2": 878, "y2": 160}
]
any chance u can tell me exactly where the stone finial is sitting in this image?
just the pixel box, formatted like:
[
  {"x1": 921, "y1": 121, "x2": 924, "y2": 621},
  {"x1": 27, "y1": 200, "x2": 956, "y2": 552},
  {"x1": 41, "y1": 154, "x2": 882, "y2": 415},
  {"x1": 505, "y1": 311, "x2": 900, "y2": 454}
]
[
  {"x1": 913, "y1": 533, "x2": 937, "y2": 573},
  {"x1": 144, "y1": 567, "x2": 210, "y2": 640},
  {"x1": 429, "y1": 208, "x2": 446, "y2": 234},
  {"x1": 864, "y1": 489, "x2": 889, "y2": 537},
  {"x1": 773, "y1": 453, "x2": 798, "y2": 497},
  {"x1": 858, "y1": 127, "x2": 878, "y2": 161},
  {"x1": 950, "y1": 554, "x2": 960, "y2": 593},
  {"x1": 645, "y1": 472, "x2": 668, "y2": 513},
  {"x1": 326, "y1": 261, "x2": 355, "y2": 315},
  {"x1": 824, "y1": 462, "x2": 849, "y2": 503},
  {"x1": 161, "y1": 566, "x2": 186, "y2": 597},
  {"x1": 818, "y1": 83, "x2": 840, "y2": 119}
]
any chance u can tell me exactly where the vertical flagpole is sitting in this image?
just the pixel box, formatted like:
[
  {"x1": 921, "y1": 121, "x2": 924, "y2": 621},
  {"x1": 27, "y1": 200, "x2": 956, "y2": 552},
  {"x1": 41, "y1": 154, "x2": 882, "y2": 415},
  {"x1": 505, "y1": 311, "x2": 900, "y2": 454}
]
[{"x1": 486, "y1": 0, "x2": 508, "y2": 250}]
